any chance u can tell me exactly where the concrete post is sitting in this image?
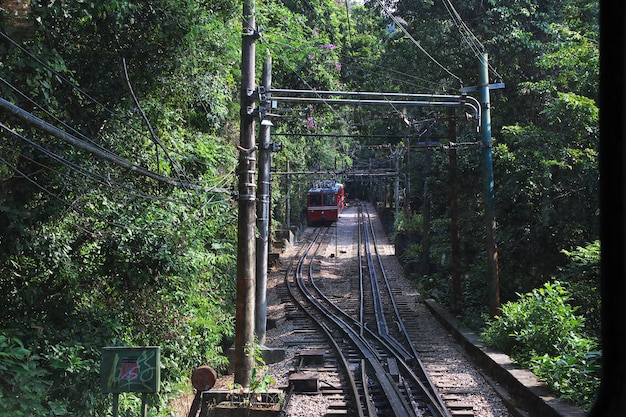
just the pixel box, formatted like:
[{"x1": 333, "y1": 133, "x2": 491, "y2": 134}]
[{"x1": 234, "y1": 0, "x2": 257, "y2": 387}]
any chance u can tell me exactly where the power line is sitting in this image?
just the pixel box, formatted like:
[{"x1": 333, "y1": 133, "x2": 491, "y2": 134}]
[
  {"x1": 439, "y1": 0, "x2": 502, "y2": 80},
  {"x1": 0, "y1": 30, "x2": 202, "y2": 187},
  {"x1": 0, "y1": 151, "x2": 133, "y2": 231},
  {"x1": 1, "y1": 26, "x2": 239, "y2": 202},
  {"x1": 0, "y1": 122, "x2": 182, "y2": 203},
  {"x1": 0, "y1": 30, "x2": 119, "y2": 120},
  {"x1": 260, "y1": 3, "x2": 467, "y2": 131},
  {"x1": 374, "y1": 0, "x2": 464, "y2": 86},
  {"x1": 0, "y1": 97, "x2": 229, "y2": 193},
  {"x1": 1, "y1": 74, "x2": 235, "y2": 199},
  {"x1": 0, "y1": 75, "x2": 112, "y2": 153},
  {"x1": 0, "y1": 149, "x2": 228, "y2": 235}
]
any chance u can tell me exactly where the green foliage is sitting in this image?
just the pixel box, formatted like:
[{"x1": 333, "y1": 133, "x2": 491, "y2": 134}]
[
  {"x1": 495, "y1": 89, "x2": 599, "y2": 292},
  {"x1": 480, "y1": 281, "x2": 600, "y2": 410},
  {"x1": 0, "y1": 333, "x2": 53, "y2": 416},
  {"x1": 246, "y1": 343, "x2": 277, "y2": 398},
  {"x1": 530, "y1": 350, "x2": 601, "y2": 411},
  {"x1": 224, "y1": 343, "x2": 280, "y2": 410},
  {"x1": 558, "y1": 241, "x2": 601, "y2": 338},
  {"x1": 394, "y1": 211, "x2": 423, "y2": 234},
  {"x1": 0, "y1": 191, "x2": 238, "y2": 415},
  {"x1": 1, "y1": 2, "x2": 241, "y2": 416},
  {"x1": 410, "y1": 273, "x2": 449, "y2": 304}
]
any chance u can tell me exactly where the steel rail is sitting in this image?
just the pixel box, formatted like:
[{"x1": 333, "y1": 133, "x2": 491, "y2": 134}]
[
  {"x1": 288, "y1": 209, "x2": 453, "y2": 417},
  {"x1": 294, "y1": 228, "x2": 416, "y2": 417},
  {"x1": 284, "y1": 227, "x2": 367, "y2": 417},
  {"x1": 362, "y1": 203, "x2": 448, "y2": 408},
  {"x1": 359, "y1": 204, "x2": 452, "y2": 417},
  {"x1": 359, "y1": 203, "x2": 390, "y2": 335}
]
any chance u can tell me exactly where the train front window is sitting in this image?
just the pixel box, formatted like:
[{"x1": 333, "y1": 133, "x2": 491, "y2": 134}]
[
  {"x1": 323, "y1": 193, "x2": 335, "y2": 206},
  {"x1": 309, "y1": 194, "x2": 321, "y2": 206}
]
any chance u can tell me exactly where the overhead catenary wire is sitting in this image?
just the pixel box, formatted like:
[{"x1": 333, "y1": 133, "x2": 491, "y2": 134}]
[
  {"x1": 440, "y1": 0, "x2": 485, "y2": 55},
  {"x1": 263, "y1": 37, "x2": 461, "y2": 135},
  {"x1": 227, "y1": 0, "x2": 487, "y2": 159},
  {"x1": 258, "y1": 2, "x2": 481, "y2": 136},
  {"x1": 2, "y1": 2, "x2": 482, "y2": 196},
  {"x1": 263, "y1": 29, "x2": 445, "y2": 94},
  {"x1": 236, "y1": 2, "x2": 458, "y2": 139}
]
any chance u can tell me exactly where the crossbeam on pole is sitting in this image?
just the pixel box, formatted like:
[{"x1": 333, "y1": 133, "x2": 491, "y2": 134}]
[{"x1": 267, "y1": 88, "x2": 481, "y2": 126}]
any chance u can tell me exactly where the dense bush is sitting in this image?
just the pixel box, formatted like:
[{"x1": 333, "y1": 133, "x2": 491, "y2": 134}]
[
  {"x1": 0, "y1": 333, "x2": 54, "y2": 416},
  {"x1": 558, "y1": 240, "x2": 601, "y2": 339},
  {"x1": 480, "y1": 281, "x2": 600, "y2": 411}
]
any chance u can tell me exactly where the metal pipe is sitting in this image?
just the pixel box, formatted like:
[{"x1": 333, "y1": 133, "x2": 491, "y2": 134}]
[
  {"x1": 269, "y1": 88, "x2": 467, "y2": 101},
  {"x1": 479, "y1": 52, "x2": 500, "y2": 317},
  {"x1": 255, "y1": 55, "x2": 272, "y2": 346}
]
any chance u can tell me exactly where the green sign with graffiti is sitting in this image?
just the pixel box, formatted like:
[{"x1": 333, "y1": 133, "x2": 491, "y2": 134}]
[{"x1": 100, "y1": 346, "x2": 160, "y2": 393}]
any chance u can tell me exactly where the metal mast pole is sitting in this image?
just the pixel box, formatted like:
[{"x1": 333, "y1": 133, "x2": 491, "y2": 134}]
[
  {"x1": 448, "y1": 108, "x2": 462, "y2": 313},
  {"x1": 256, "y1": 55, "x2": 272, "y2": 346},
  {"x1": 394, "y1": 156, "x2": 400, "y2": 217},
  {"x1": 235, "y1": 0, "x2": 257, "y2": 387},
  {"x1": 286, "y1": 159, "x2": 291, "y2": 229},
  {"x1": 479, "y1": 52, "x2": 501, "y2": 317}
]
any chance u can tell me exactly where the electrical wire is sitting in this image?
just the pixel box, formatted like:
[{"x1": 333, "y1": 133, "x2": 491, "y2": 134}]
[
  {"x1": 257, "y1": 0, "x2": 472, "y2": 137},
  {"x1": 0, "y1": 122, "x2": 183, "y2": 203},
  {"x1": 0, "y1": 75, "x2": 112, "y2": 154},
  {"x1": 1, "y1": 125, "x2": 234, "y2": 235},
  {"x1": 263, "y1": 33, "x2": 444, "y2": 135},
  {"x1": 0, "y1": 30, "x2": 202, "y2": 189},
  {"x1": 0, "y1": 31, "x2": 238, "y2": 198},
  {"x1": 440, "y1": 0, "x2": 485, "y2": 55},
  {"x1": 374, "y1": 0, "x2": 464, "y2": 86},
  {"x1": 2, "y1": 1, "x2": 474, "y2": 200},
  {"x1": 439, "y1": 0, "x2": 502, "y2": 80},
  {"x1": 0, "y1": 150, "x2": 134, "y2": 231},
  {"x1": 0, "y1": 147, "x2": 228, "y2": 235}
]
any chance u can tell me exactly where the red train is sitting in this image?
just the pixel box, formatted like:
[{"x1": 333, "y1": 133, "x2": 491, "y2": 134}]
[{"x1": 307, "y1": 180, "x2": 345, "y2": 226}]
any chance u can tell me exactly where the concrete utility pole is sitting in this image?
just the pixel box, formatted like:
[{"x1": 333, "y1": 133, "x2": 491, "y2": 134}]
[
  {"x1": 255, "y1": 56, "x2": 272, "y2": 346},
  {"x1": 234, "y1": 0, "x2": 257, "y2": 387},
  {"x1": 479, "y1": 52, "x2": 501, "y2": 317}
]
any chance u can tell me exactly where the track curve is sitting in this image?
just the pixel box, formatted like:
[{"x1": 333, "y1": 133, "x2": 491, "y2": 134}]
[{"x1": 266, "y1": 202, "x2": 513, "y2": 417}]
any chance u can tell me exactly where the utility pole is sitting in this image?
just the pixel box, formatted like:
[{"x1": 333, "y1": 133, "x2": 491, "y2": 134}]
[
  {"x1": 448, "y1": 108, "x2": 462, "y2": 313},
  {"x1": 235, "y1": 0, "x2": 257, "y2": 387},
  {"x1": 420, "y1": 135, "x2": 432, "y2": 275},
  {"x1": 286, "y1": 159, "x2": 291, "y2": 229},
  {"x1": 255, "y1": 55, "x2": 272, "y2": 346},
  {"x1": 479, "y1": 52, "x2": 500, "y2": 317},
  {"x1": 394, "y1": 156, "x2": 400, "y2": 216}
]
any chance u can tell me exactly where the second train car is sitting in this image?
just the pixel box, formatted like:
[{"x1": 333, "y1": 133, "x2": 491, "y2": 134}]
[{"x1": 307, "y1": 180, "x2": 345, "y2": 226}]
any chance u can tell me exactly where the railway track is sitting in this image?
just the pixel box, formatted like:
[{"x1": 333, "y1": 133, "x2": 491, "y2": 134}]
[{"x1": 280, "y1": 203, "x2": 473, "y2": 417}]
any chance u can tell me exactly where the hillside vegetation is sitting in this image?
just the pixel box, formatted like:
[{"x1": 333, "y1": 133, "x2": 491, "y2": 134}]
[{"x1": 0, "y1": 0, "x2": 598, "y2": 415}]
